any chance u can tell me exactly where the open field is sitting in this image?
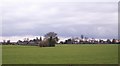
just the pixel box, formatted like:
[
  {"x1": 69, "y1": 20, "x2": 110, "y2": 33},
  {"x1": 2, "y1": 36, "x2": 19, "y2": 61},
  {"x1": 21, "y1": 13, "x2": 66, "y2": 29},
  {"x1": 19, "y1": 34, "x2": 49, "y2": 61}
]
[{"x1": 2, "y1": 44, "x2": 118, "y2": 64}]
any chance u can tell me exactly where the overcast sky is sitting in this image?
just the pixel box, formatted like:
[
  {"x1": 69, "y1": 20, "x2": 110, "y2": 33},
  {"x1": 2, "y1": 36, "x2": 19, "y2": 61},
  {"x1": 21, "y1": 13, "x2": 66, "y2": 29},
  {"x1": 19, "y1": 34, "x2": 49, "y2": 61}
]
[{"x1": 1, "y1": 0, "x2": 119, "y2": 41}]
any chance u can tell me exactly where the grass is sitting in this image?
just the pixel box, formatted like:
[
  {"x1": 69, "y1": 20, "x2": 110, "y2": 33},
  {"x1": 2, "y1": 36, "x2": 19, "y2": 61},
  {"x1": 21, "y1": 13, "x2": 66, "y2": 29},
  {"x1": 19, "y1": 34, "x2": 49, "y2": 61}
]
[{"x1": 2, "y1": 44, "x2": 118, "y2": 64}]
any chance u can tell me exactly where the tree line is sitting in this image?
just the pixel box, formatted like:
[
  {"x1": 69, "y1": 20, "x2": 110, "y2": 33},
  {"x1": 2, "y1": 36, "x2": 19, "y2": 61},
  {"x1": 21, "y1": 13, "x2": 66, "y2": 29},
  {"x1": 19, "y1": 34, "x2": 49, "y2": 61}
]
[{"x1": 1, "y1": 32, "x2": 120, "y2": 46}]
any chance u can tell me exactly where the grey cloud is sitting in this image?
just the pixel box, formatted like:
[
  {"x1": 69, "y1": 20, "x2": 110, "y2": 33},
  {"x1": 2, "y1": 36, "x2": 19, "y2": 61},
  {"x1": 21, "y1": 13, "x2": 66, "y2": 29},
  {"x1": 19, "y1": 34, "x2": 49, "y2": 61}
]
[{"x1": 2, "y1": 2, "x2": 118, "y2": 39}]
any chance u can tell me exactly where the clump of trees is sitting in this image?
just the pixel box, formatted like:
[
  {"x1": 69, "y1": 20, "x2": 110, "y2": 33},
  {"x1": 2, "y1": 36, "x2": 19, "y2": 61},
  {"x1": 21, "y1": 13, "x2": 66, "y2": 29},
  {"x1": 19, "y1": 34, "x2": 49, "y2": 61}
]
[
  {"x1": 39, "y1": 32, "x2": 59, "y2": 47},
  {"x1": 2, "y1": 33, "x2": 120, "y2": 46}
]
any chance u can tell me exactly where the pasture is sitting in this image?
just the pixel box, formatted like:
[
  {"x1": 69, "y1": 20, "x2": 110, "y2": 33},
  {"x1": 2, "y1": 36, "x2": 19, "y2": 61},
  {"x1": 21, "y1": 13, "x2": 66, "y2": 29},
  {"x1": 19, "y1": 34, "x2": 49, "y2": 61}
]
[{"x1": 2, "y1": 44, "x2": 118, "y2": 64}]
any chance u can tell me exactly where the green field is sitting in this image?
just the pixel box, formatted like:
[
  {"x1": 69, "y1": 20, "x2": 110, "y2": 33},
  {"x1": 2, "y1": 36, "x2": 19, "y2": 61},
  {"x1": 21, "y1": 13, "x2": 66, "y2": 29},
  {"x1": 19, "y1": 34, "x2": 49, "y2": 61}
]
[{"x1": 2, "y1": 44, "x2": 118, "y2": 64}]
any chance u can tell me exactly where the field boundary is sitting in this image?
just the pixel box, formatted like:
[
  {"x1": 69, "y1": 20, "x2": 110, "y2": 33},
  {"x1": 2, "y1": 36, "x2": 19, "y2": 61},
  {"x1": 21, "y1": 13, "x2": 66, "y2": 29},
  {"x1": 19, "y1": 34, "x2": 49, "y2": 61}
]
[{"x1": 1, "y1": 64, "x2": 119, "y2": 66}]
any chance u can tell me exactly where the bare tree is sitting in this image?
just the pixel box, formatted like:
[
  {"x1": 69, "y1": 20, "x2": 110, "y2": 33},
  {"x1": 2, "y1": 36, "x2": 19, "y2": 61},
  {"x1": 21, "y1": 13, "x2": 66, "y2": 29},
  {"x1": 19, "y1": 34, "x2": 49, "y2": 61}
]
[
  {"x1": 44, "y1": 32, "x2": 57, "y2": 38},
  {"x1": 81, "y1": 35, "x2": 84, "y2": 39},
  {"x1": 44, "y1": 32, "x2": 59, "y2": 47},
  {"x1": 39, "y1": 32, "x2": 59, "y2": 47}
]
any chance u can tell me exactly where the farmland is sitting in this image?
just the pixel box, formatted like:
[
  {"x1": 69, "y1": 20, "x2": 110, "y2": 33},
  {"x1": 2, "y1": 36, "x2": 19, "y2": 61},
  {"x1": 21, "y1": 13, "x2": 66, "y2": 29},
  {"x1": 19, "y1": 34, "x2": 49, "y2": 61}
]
[{"x1": 2, "y1": 44, "x2": 118, "y2": 64}]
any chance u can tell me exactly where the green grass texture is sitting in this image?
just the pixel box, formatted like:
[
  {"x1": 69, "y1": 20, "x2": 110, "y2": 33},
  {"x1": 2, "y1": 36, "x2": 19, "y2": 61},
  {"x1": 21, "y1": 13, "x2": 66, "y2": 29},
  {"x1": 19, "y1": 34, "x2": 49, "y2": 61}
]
[{"x1": 2, "y1": 44, "x2": 118, "y2": 64}]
